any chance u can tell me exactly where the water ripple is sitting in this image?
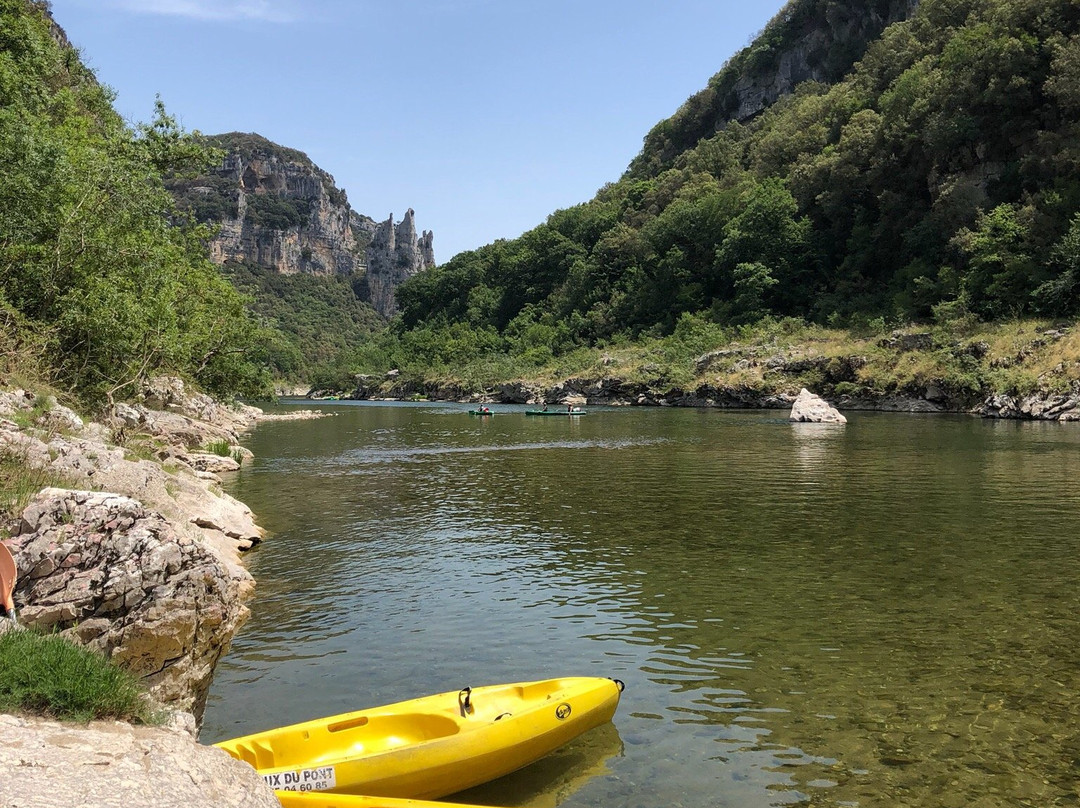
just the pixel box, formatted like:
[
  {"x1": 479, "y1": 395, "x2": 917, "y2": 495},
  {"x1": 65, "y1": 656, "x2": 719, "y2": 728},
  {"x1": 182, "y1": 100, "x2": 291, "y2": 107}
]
[{"x1": 205, "y1": 405, "x2": 1080, "y2": 808}]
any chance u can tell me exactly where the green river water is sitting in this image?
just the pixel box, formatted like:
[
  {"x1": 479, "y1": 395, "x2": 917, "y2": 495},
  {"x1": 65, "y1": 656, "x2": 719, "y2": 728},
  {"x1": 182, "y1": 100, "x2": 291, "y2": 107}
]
[{"x1": 200, "y1": 402, "x2": 1080, "y2": 808}]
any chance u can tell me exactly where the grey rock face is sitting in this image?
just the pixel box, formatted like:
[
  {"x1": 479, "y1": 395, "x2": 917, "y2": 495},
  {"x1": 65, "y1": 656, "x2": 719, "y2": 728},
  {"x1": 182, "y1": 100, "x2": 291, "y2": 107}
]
[
  {"x1": 979, "y1": 389, "x2": 1080, "y2": 421},
  {"x1": 365, "y1": 208, "x2": 436, "y2": 316},
  {"x1": 205, "y1": 142, "x2": 367, "y2": 280},
  {"x1": 176, "y1": 134, "x2": 435, "y2": 319},
  {"x1": 731, "y1": 0, "x2": 920, "y2": 122},
  {"x1": 9, "y1": 489, "x2": 249, "y2": 720}
]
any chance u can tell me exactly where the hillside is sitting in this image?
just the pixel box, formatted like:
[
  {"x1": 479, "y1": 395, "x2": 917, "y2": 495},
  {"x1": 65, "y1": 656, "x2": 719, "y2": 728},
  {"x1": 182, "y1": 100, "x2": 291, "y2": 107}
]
[
  {"x1": 390, "y1": 0, "x2": 1080, "y2": 363},
  {"x1": 0, "y1": 0, "x2": 271, "y2": 404},
  {"x1": 629, "y1": 0, "x2": 920, "y2": 178},
  {"x1": 164, "y1": 132, "x2": 435, "y2": 384}
]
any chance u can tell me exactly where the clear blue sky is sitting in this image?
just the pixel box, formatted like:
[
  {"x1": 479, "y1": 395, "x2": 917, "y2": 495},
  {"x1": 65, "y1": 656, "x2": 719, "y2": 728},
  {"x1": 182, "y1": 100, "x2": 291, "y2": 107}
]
[{"x1": 48, "y1": 0, "x2": 786, "y2": 262}]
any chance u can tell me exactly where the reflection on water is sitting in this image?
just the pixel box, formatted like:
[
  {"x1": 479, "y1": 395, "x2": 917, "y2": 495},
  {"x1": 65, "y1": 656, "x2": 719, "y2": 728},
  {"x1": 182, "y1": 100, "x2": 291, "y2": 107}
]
[
  {"x1": 456, "y1": 721, "x2": 625, "y2": 808},
  {"x1": 202, "y1": 403, "x2": 1080, "y2": 807}
]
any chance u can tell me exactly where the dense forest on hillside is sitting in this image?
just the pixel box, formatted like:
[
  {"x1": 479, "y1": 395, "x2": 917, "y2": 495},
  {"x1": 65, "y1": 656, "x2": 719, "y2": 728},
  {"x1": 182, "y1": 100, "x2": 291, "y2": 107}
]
[
  {"x1": 222, "y1": 263, "x2": 384, "y2": 383},
  {"x1": 5, "y1": 0, "x2": 1080, "y2": 405},
  {"x1": 387, "y1": 0, "x2": 1080, "y2": 377},
  {"x1": 0, "y1": 0, "x2": 273, "y2": 404}
]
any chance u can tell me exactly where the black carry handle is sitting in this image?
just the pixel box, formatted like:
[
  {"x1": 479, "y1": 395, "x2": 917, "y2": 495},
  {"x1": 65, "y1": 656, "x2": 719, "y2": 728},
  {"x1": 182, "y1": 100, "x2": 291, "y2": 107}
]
[{"x1": 458, "y1": 687, "x2": 473, "y2": 716}]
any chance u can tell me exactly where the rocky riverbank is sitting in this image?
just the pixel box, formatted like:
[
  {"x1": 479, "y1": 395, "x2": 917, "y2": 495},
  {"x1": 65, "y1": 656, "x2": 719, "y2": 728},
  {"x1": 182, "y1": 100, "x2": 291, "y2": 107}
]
[
  {"x1": 0, "y1": 377, "x2": 325, "y2": 807},
  {"x1": 335, "y1": 327, "x2": 1080, "y2": 422},
  {"x1": 343, "y1": 369, "x2": 1080, "y2": 420}
]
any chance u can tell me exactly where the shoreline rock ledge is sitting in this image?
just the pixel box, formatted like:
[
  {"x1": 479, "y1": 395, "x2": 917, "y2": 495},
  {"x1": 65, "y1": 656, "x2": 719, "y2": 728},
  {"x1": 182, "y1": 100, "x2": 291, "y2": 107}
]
[
  {"x1": 0, "y1": 376, "x2": 337, "y2": 808},
  {"x1": 0, "y1": 713, "x2": 281, "y2": 808},
  {"x1": 790, "y1": 388, "x2": 848, "y2": 424},
  {"x1": 9, "y1": 489, "x2": 248, "y2": 720},
  {"x1": 0, "y1": 376, "x2": 330, "y2": 723}
]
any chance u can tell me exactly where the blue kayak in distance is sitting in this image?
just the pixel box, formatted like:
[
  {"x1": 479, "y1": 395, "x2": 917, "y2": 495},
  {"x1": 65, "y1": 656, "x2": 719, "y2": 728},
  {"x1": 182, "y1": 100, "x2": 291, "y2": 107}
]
[{"x1": 525, "y1": 409, "x2": 586, "y2": 416}]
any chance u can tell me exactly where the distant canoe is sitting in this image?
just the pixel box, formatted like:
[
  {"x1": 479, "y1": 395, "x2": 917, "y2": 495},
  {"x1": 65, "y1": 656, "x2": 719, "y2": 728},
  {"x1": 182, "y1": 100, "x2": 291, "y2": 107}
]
[
  {"x1": 468, "y1": 410, "x2": 494, "y2": 416},
  {"x1": 525, "y1": 410, "x2": 586, "y2": 416}
]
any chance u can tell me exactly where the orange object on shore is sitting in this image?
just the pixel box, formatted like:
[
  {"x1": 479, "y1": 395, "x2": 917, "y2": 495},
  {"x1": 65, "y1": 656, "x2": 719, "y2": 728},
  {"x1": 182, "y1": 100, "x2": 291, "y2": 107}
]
[{"x1": 0, "y1": 541, "x2": 17, "y2": 621}]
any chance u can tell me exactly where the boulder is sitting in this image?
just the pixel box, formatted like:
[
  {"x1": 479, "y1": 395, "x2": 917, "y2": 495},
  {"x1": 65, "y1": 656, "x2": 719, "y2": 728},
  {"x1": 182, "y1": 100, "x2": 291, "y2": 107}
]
[
  {"x1": 114, "y1": 402, "x2": 240, "y2": 451},
  {"x1": 0, "y1": 388, "x2": 35, "y2": 415},
  {"x1": 186, "y1": 452, "x2": 242, "y2": 474},
  {"x1": 35, "y1": 397, "x2": 84, "y2": 432},
  {"x1": 790, "y1": 388, "x2": 848, "y2": 424},
  {"x1": 136, "y1": 376, "x2": 264, "y2": 438},
  {"x1": 112, "y1": 401, "x2": 143, "y2": 428},
  {"x1": 8, "y1": 489, "x2": 250, "y2": 721}
]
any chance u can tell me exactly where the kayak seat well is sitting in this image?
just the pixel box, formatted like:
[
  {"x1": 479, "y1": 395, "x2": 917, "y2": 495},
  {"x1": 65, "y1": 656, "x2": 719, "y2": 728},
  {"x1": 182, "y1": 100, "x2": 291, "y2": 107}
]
[{"x1": 265, "y1": 714, "x2": 465, "y2": 767}]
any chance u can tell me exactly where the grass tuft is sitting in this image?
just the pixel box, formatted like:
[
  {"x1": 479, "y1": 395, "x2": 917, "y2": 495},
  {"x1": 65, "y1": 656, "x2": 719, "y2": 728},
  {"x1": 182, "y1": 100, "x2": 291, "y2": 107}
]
[
  {"x1": 0, "y1": 449, "x2": 71, "y2": 527},
  {"x1": 0, "y1": 629, "x2": 164, "y2": 724},
  {"x1": 205, "y1": 438, "x2": 232, "y2": 457}
]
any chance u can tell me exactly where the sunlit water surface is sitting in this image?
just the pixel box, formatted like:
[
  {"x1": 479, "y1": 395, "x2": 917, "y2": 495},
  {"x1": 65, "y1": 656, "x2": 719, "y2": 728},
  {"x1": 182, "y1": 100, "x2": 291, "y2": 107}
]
[{"x1": 201, "y1": 402, "x2": 1080, "y2": 808}]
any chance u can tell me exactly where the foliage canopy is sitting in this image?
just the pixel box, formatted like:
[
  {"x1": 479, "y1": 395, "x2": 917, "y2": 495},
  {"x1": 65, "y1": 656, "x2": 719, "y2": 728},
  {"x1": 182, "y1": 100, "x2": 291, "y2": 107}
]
[
  {"x1": 389, "y1": 0, "x2": 1080, "y2": 368},
  {"x1": 0, "y1": 0, "x2": 273, "y2": 404}
]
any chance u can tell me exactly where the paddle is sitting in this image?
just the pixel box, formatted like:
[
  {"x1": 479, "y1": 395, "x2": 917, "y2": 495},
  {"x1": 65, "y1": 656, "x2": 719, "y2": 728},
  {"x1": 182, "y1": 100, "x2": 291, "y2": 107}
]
[{"x1": 0, "y1": 541, "x2": 17, "y2": 623}]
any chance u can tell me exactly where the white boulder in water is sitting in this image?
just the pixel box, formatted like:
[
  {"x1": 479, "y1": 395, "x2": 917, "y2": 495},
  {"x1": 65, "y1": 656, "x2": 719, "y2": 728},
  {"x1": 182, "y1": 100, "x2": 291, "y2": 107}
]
[{"x1": 790, "y1": 388, "x2": 847, "y2": 424}]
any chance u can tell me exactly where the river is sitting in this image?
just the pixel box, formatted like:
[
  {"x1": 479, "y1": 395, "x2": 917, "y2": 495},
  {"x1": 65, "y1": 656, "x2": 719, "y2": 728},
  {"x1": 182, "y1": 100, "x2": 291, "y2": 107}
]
[{"x1": 200, "y1": 402, "x2": 1080, "y2": 808}]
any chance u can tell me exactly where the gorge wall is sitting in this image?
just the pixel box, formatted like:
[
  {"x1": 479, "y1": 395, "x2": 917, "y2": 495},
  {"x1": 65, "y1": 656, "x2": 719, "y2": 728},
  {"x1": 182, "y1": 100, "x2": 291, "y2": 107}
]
[
  {"x1": 170, "y1": 133, "x2": 435, "y2": 317},
  {"x1": 727, "y1": 0, "x2": 921, "y2": 122},
  {"x1": 364, "y1": 209, "x2": 436, "y2": 318},
  {"x1": 630, "y1": 0, "x2": 921, "y2": 176}
]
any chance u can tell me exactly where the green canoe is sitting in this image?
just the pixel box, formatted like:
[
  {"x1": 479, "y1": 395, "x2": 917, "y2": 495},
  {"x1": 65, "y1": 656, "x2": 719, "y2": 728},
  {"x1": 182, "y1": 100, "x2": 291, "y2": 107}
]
[{"x1": 468, "y1": 409, "x2": 494, "y2": 416}]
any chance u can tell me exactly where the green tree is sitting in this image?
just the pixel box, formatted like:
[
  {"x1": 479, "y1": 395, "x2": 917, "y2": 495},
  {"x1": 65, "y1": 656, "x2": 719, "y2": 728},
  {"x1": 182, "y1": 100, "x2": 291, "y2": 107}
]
[
  {"x1": 714, "y1": 179, "x2": 813, "y2": 318},
  {"x1": 0, "y1": 1, "x2": 270, "y2": 402},
  {"x1": 956, "y1": 204, "x2": 1039, "y2": 318},
  {"x1": 1032, "y1": 213, "x2": 1080, "y2": 315},
  {"x1": 729, "y1": 262, "x2": 780, "y2": 324}
]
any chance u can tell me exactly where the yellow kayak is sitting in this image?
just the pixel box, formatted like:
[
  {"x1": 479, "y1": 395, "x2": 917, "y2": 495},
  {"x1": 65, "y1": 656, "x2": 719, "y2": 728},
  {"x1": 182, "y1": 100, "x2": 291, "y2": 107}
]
[
  {"x1": 216, "y1": 677, "x2": 623, "y2": 800},
  {"x1": 277, "y1": 792, "x2": 496, "y2": 808}
]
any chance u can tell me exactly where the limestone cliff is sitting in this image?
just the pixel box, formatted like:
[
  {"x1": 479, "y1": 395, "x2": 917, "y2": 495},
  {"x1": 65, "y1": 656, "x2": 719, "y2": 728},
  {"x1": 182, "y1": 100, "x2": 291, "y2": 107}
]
[
  {"x1": 363, "y1": 209, "x2": 436, "y2": 318},
  {"x1": 630, "y1": 0, "x2": 920, "y2": 177},
  {"x1": 170, "y1": 133, "x2": 435, "y2": 317},
  {"x1": 727, "y1": 0, "x2": 920, "y2": 122}
]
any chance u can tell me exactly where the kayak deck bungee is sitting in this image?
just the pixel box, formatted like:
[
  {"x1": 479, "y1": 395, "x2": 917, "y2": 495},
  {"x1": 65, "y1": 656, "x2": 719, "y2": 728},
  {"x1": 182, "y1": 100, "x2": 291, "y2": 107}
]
[{"x1": 216, "y1": 677, "x2": 623, "y2": 800}]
